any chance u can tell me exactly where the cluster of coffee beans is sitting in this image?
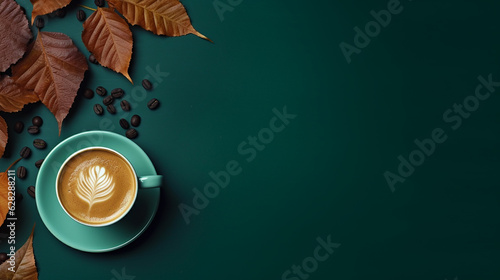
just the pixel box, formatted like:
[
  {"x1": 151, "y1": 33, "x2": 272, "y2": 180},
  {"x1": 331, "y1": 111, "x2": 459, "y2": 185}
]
[
  {"x1": 86, "y1": 79, "x2": 159, "y2": 140},
  {"x1": 14, "y1": 117, "x2": 48, "y2": 199}
]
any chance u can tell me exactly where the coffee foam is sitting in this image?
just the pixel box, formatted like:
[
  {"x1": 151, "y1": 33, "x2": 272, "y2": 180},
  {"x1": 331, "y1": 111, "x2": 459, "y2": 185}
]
[{"x1": 57, "y1": 149, "x2": 136, "y2": 225}]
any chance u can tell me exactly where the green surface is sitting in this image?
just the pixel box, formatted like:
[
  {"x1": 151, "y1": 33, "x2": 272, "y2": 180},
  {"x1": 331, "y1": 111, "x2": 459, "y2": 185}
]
[{"x1": 1, "y1": 0, "x2": 500, "y2": 279}]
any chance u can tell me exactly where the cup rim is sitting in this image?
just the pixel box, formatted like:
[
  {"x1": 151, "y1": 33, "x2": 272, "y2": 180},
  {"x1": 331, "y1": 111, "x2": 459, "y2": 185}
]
[{"x1": 55, "y1": 146, "x2": 138, "y2": 227}]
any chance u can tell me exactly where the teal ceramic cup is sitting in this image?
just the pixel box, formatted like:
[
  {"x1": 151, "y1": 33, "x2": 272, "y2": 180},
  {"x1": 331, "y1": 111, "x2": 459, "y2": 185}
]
[{"x1": 55, "y1": 146, "x2": 162, "y2": 227}]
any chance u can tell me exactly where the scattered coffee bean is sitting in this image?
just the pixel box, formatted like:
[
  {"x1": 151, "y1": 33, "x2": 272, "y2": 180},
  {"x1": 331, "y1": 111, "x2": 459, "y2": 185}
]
[
  {"x1": 131, "y1": 115, "x2": 141, "y2": 127},
  {"x1": 77, "y1": 9, "x2": 86, "y2": 21},
  {"x1": 126, "y1": 128, "x2": 138, "y2": 139},
  {"x1": 27, "y1": 125, "x2": 39, "y2": 135},
  {"x1": 35, "y1": 159, "x2": 44, "y2": 168},
  {"x1": 20, "y1": 146, "x2": 31, "y2": 159},
  {"x1": 96, "y1": 86, "x2": 107, "y2": 96},
  {"x1": 33, "y1": 139, "x2": 47, "y2": 149},
  {"x1": 93, "y1": 104, "x2": 104, "y2": 115},
  {"x1": 95, "y1": 0, "x2": 105, "y2": 7},
  {"x1": 106, "y1": 104, "x2": 116, "y2": 114},
  {"x1": 103, "y1": 95, "x2": 114, "y2": 106},
  {"x1": 17, "y1": 166, "x2": 27, "y2": 179},
  {"x1": 147, "y1": 98, "x2": 160, "y2": 110},
  {"x1": 89, "y1": 54, "x2": 98, "y2": 64},
  {"x1": 17, "y1": 192, "x2": 23, "y2": 202},
  {"x1": 55, "y1": 8, "x2": 66, "y2": 18},
  {"x1": 111, "y1": 88, "x2": 124, "y2": 98},
  {"x1": 35, "y1": 17, "x2": 45, "y2": 29},
  {"x1": 27, "y1": 186, "x2": 35, "y2": 198},
  {"x1": 14, "y1": 121, "x2": 24, "y2": 133},
  {"x1": 0, "y1": 253, "x2": 7, "y2": 264},
  {"x1": 120, "y1": 100, "x2": 131, "y2": 111},
  {"x1": 32, "y1": 116, "x2": 43, "y2": 127},
  {"x1": 142, "y1": 79, "x2": 152, "y2": 90},
  {"x1": 119, "y1": 118, "x2": 130, "y2": 129},
  {"x1": 83, "y1": 88, "x2": 94, "y2": 99}
]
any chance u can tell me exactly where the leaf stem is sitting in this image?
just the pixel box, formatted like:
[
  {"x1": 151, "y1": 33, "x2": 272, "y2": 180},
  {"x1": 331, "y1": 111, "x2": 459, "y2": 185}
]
[
  {"x1": 4, "y1": 157, "x2": 22, "y2": 172},
  {"x1": 80, "y1": 5, "x2": 97, "y2": 12}
]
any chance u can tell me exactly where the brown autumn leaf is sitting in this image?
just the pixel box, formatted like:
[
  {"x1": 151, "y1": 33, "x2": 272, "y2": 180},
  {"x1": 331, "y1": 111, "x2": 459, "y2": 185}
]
[
  {"x1": 108, "y1": 0, "x2": 211, "y2": 41},
  {"x1": 11, "y1": 32, "x2": 88, "y2": 135},
  {"x1": 0, "y1": 76, "x2": 39, "y2": 113},
  {"x1": 0, "y1": 225, "x2": 38, "y2": 280},
  {"x1": 30, "y1": 0, "x2": 71, "y2": 24},
  {"x1": 82, "y1": 7, "x2": 133, "y2": 83},
  {"x1": 0, "y1": 158, "x2": 21, "y2": 227},
  {"x1": 0, "y1": 0, "x2": 33, "y2": 72},
  {"x1": 0, "y1": 116, "x2": 7, "y2": 158}
]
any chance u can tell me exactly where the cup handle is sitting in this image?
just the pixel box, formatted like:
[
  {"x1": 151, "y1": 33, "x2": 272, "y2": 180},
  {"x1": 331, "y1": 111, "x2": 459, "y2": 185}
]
[{"x1": 138, "y1": 175, "x2": 163, "y2": 188}]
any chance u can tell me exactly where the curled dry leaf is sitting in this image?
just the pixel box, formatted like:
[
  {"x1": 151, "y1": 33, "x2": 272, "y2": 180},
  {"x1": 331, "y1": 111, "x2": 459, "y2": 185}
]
[
  {"x1": 0, "y1": 158, "x2": 21, "y2": 227},
  {"x1": 11, "y1": 32, "x2": 88, "y2": 135},
  {"x1": 108, "y1": 0, "x2": 211, "y2": 41},
  {"x1": 30, "y1": 0, "x2": 71, "y2": 24},
  {"x1": 82, "y1": 8, "x2": 133, "y2": 83},
  {"x1": 0, "y1": 225, "x2": 38, "y2": 280},
  {"x1": 0, "y1": 117, "x2": 7, "y2": 158},
  {"x1": 0, "y1": 76, "x2": 39, "y2": 113},
  {"x1": 0, "y1": 0, "x2": 33, "y2": 72}
]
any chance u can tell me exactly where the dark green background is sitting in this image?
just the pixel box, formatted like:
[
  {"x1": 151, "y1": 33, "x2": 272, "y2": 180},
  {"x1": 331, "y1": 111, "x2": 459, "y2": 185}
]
[{"x1": 1, "y1": 0, "x2": 499, "y2": 279}]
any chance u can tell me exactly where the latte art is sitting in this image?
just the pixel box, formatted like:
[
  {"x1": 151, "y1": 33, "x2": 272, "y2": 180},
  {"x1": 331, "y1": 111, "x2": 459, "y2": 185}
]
[
  {"x1": 76, "y1": 166, "x2": 115, "y2": 210},
  {"x1": 57, "y1": 148, "x2": 137, "y2": 226}
]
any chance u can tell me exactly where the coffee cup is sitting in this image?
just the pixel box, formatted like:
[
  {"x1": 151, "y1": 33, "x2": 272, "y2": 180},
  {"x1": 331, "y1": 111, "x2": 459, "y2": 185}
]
[{"x1": 55, "y1": 147, "x2": 162, "y2": 227}]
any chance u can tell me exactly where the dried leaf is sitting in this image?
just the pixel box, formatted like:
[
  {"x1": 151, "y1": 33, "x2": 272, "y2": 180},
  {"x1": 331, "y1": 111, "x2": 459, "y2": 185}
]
[
  {"x1": 0, "y1": 117, "x2": 7, "y2": 158},
  {"x1": 82, "y1": 8, "x2": 133, "y2": 83},
  {"x1": 0, "y1": 158, "x2": 21, "y2": 227},
  {"x1": 0, "y1": 76, "x2": 39, "y2": 113},
  {"x1": 108, "y1": 0, "x2": 210, "y2": 41},
  {"x1": 0, "y1": 0, "x2": 33, "y2": 72},
  {"x1": 11, "y1": 32, "x2": 88, "y2": 135},
  {"x1": 30, "y1": 0, "x2": 71, "y2": 24},
  {"x1": 0, "y1": 225, "x2": 38, "y2": 280}
]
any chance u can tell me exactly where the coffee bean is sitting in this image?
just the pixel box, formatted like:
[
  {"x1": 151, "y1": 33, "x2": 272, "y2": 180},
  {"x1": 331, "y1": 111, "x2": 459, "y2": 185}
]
[
  {"x1": 147, "y1": 98, "x2": 159, "y2": 110},
  {"x1": 111, "y1": 88, "x2": 124, "y2": 98},
  {"x1": 89, "y1": 54, "x2": 98, "y2": 64},
  {"x1": 0, "y1": 253, "x2": 7, "y2": 264},
  {"x1": 93, "y1": 104, "x2": 104, "y2": 115},
  {"x1": 35, "y1": 159, "x2": 44, "y2": 168},
  {"x1": 77, "y1": 9, "x2": 86, "y2": 21},
  {"x1": 20, "y1": 146, "x2": 31, "y2": 159},
  {"x1": 96, "y1": 86, "x2": 107, "y2": 96},
  {"x1": 95, "y1": 0, "x2": 105, "y2": 7},
  {"x1": 27, "y1": 125, "x2": 39, "y2": 135},
  {"x1": 142, "y1": 79, "x2": 152, "y2": 90},
  {"x1": 17, "y1": 166, "x2": 27, "y2": 179},
  {"x1": 35, "y1": 17, "x2": 44, "y2": 29},
  {"x1": 17, "y1": 192, "x2": 23, "y2": 202},
  {"x1": 83, "y1": 88, "x2": 94, "y2": 99},
  {"x1": 55, "y1": 8, "x2": 66, "y2": 18},
  {"x1": 119, "y1": 118, "x2": 129, "y2": 129},
  {"x1": 120, "y1": 100, "x2": 131, "y2": 111},
  {"x1": 14, "y1": 121, "x2": 24, "y2": 133},
  {"x1": 126, "y1": 128, "x2": 138, "y2": 139},
  {"x1": 33, "y1": 139, "x2": 47, "y2": 149},
  {"x1": 103, "y1": 95, "x2": 114, "y2": 106},
  {"x1": 131, "y1": 115, "x2": 141, "y2": 127},
  {"x1": 106, "y1": 104, "x2": 116, "y2": 114},
  {"x1": 27, "y1": 186, "x2": 35, "y2": 198},
  {"x1": 32, "y1": 116, "x2": 43, "y2": 127}
]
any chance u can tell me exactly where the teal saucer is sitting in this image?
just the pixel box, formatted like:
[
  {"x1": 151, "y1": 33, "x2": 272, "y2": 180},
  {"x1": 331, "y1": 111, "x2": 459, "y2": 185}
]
[{"x1": 36, "y1": 131, "x2": 161, "y2": 253}]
